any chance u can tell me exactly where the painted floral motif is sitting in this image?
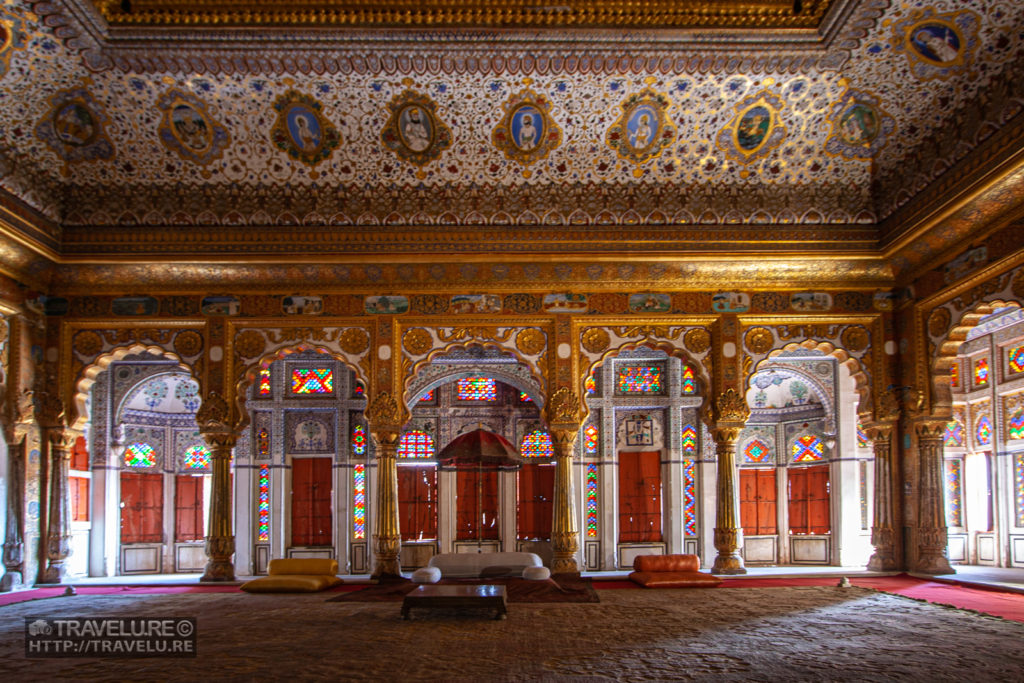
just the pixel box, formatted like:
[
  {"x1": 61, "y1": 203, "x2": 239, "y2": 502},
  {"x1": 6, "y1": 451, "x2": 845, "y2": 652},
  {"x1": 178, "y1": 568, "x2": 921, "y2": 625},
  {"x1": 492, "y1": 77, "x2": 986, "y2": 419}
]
[
  {"x1": 381, "y1": 89, "x2": 452, "y2": 168},
  {"x1": 141, "y1": 378, "x2": 169, "y2": 409},
  {"x1": 155, "y1": 89, "x2": 230, "y2": 167},
  {"x1": 0, "y1": 9, "x2": 27, "y2": 78},
  {"x1": 175, "y1": 378, "x2": 201, "y2": 412}
]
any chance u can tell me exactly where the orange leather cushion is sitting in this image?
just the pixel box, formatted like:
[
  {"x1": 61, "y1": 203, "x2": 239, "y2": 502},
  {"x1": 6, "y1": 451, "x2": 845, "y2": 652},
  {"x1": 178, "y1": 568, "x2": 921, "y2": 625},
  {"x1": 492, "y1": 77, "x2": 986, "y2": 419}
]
[
  {"x1": 268, "y1": 558, "x2": 339, "y2": 576},
  {"x1": 632, "y1": 554, "x2": 700, "y2": 573},
  {"x1": 627, "y1": 571, "x2": 722, "y2": 588}
]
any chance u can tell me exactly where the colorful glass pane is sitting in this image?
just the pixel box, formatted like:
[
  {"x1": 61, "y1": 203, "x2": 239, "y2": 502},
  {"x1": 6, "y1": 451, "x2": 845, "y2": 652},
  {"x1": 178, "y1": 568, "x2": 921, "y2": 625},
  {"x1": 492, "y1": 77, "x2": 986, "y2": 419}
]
[
  {"x1": 123, "y1": 442, "x2": 156, "y2": 468},
  {"x1": 792, "y1": 435, "x2": 825, "y2": 462},
  {"x1": 520, "y1": 391, "x2": 532, "y2": 402},
  {"x1": 974, "y1": 358, "x2": 989, "y2": 386},
  {"x1": 583, "y1": 424, "x2": 599, "y2": 455},
  {"x1": 683, "y1": 459, "x2": 697, "y2": 537},
  {"x1": 258, "y1": 427, "x2": 270, "y2": 458},
  {"x1": 456, "y1": 376, "x2": 497, "y2": 401},
  {"x1": 950, "y1": 362, "x2": 959, "y2": 388},
  {"x1": 1010, "y1": 410, "x2": 1024, "y2": 440},
  {"x1": 1015, "y1": 453, "x2": 1024, "y2": 528},
  {"x1": 584, "y1": 374, "x2": 596, "y2": 395},
  {"x1": 353, "y1": 464, "x2": 366, "y2": 540},
  {"x1": 258, "y1": 465, "x2": 270, "y2": 542},
  {"x1": 398, "y1": 430, "x2": 434, "y2": 458},
  {"x1": 419, "y1": 389, "x2": 433, "y2": 402},
  {"x1": 352, "y1": 424, "x2": 367, "y2": 456},
  {"x1": 259, "y1": 368, "x2": 271, "y2": 396},
  {"x1": 976, "y1": 416, "x2": 992, "y2": 445},
  {"x1": 945, "y1": 459, "x2": 963, "y2": 527},
  {"x1": 1010, "y1": 346, "x2": 1024, "y2": 375},
  {"x1": 944, "y1": 421, "x2": 964, "y2": 447},
  {"x1": 291, "y1": 367, "x2": 333, "y2": 394},
  {"x1": 681, "y1": 365, "x2": 696, "y2": 395},
  {"x1": 353, "y1": 383, "x2": 364, "y2": 396},
  {"x1": 856, "y1": 424, "x2": 868, "y2": 449},
  {"x1": 183, "y1": 444, "x2": 210, "y2": 470},
  {"x1": 743, "y1": 439, "x2": 770, "y2": 463},
  {"x1": 681, "y1": 424, "x2": 697, "y2": 455},
  {"x1": 859, "y1": 460, "x2": 869, "y2": 531},
  {"x1": 586, "y1": 464, "x2": 599, "y2": 538},
  {"x1": 521, "y1": 430, "x2": 554, "y2": 458},
  {"x1": 617, "y1": 366, "x2": 662, "y2": 393}
]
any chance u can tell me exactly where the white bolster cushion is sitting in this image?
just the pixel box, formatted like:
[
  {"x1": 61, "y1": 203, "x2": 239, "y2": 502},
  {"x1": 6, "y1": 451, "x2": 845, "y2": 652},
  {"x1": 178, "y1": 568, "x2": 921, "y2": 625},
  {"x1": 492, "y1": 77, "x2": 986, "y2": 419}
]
[
  {"x1": 411, "y1": 566, "x2": 442, "y2": 584},
  {"x1": 522, "y1": 566, "x2": 551, "y2": 581}
]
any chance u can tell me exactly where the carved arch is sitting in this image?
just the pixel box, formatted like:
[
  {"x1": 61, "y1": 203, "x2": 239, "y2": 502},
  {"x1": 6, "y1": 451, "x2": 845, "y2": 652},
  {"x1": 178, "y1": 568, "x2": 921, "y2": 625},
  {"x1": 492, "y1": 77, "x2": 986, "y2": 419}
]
[{"x1": 758, "y1": 340, "x2": 872, "y2": 419}]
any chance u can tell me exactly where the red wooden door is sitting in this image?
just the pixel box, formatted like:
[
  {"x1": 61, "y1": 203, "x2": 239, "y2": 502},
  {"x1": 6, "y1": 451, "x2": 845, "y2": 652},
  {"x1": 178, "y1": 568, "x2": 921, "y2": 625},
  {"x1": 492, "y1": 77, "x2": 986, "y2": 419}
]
[
  {"x1": 740, "y1": 468, "x2": 777, "y2": 535},
  {"x1": 618, "y1": 451, "x2": 662, "y2": 543},
  {"x1": 120, "y1": 473, "x2": 163, "y2": 543},
  {"x1": 70, "y1": 476, "x2": 89, "y2": 522},
  {"x1": 291, "y1": 457, "x2": 332, "y2": 546},
  {"x1": 398, "y1": 465, "x2": 438, "y2": 541},
  {"x1": 175, "y1": 475, "x2": 205, "y2": 542},
  {"x1": 456, "y1": 469, "x2": 499, "y2": 540},
  {"x1": 517, "y1": 463, "x2": 554, "y2": 541},
  {"x1": 788, "y1": 465, "x2": 830, "y2": 535}
]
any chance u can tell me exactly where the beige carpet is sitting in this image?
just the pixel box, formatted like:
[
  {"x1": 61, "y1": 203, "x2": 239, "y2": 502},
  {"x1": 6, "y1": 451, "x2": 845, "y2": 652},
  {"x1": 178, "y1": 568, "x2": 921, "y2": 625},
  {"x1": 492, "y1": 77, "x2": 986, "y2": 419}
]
[{"x1": 2, "y1": 586, "x2": 1023, "y2": 681}]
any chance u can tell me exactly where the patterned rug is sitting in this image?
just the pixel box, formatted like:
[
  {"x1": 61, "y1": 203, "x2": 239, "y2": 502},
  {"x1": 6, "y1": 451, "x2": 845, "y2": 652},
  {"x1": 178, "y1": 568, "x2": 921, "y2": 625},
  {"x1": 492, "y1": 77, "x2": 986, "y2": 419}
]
[
  {"x1": 2, "y1": 586, "x2": 1023, "y2": 680},
  {"x1": 327, "y1": 575, "x2": 600, "y2": 603}
]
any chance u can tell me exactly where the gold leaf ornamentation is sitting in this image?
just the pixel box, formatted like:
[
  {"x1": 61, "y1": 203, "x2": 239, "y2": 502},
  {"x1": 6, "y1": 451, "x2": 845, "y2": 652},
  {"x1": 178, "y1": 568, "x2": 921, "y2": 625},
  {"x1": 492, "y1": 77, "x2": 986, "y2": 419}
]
[
  {"x1": 743, "y1": 326, "x2": 774, "y2": 355},
  {"x1": 580, "y1": 327, "x2": 610, "y2": 354},
  {"x1": 173, "y1": 330, "x2": 203, "y2": 357},
  {"x1": 367, "y1": 391, "x2": 403, "y2": 430},
  {"x1": 73, "y1": 330, "x2": 103, "y2": 357},
  {"x1": 402, "y1": 328, "x2": 433, "y2": 356},
  {"x1": 196, "y1": 391, "x2": 232, "y2": 432},
  {"x1": 234, "y1": 330, "x2": 266, "y2": 359},
  {"x1": 926, "y1": 308, "x2": 950, "y2": 339},
  {"x1": 839, "y1": 325, "x2": 870, "y2": 353},
  {"x1": 712, "y1": 388, "x2": 750, "y2": 424},
  {"x1": 546, "y1": 386, "x2": 581, "y2": 426},
  {"x1": 437, "y1": 327, "x2": 512, "y2": 343},
  {"x1": 339, "y1": 327, "x2": 370, "y2": 355},
  {"x1": 683, "y1": 327, "x2": 711, "y2": 354},
  {"x1": 515, "y1": 328, "x2": 546, "y2": 356}
]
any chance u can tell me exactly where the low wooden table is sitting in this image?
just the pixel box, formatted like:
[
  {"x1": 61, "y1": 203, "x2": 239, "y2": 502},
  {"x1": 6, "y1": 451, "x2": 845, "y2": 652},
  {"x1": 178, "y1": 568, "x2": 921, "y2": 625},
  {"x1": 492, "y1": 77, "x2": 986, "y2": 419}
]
[{"x1": 401, "y1": 584, "x2": 508, "y2": 620}]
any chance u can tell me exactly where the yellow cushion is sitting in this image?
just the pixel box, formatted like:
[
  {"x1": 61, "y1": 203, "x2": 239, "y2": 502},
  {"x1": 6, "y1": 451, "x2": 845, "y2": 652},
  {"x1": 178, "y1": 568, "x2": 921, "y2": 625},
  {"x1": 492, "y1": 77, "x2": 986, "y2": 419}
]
[
  {"x1": 240, "y1": 574, "x2": 343, "y2": 593},
  {"x1": 267, "y1": 558, "x2": 339, "y2": 576}
]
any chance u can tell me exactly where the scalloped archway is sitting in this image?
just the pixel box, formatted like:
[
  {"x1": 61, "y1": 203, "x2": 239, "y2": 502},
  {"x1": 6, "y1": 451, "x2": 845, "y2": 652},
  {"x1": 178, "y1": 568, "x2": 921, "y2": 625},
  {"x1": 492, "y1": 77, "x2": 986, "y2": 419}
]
[{"x1": 756, "y1": 340, "x2": 872, "y2": 419}]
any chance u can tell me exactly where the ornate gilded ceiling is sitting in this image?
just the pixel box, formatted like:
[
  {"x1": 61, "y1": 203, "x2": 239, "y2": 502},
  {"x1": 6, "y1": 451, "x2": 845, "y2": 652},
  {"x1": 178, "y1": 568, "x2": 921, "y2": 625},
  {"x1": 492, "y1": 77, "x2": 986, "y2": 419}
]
[{"x1": 0, "y1": 0, "x2": 1022, "y2": 267}]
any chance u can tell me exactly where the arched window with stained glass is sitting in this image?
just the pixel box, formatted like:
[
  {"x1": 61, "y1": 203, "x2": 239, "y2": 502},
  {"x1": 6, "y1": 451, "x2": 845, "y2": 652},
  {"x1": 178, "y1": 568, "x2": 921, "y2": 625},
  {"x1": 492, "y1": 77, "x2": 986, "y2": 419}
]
[
  {"x1": 743, "y1": 438, "x2": 771, "y2": 464},
  {"x1": 521, "y1": 430, "x2": 554, "y2": 458},
  {"x1": 583, "y1": 424, "x2": 599, "y2": 455},
  {"x1": 183, "y1": 444, "x2": 211, "y2": 470},
  {"x1": 124, "y1": 442, "x2": 157, "y2": 468},
  {"x1": 791, "y1": 434, "x2": 826, "y2": 462},
  {"x1": 584, "y1": 372, "x2": 597, "y2": 395},
  {"x1": 398, "y1": 430, "x2": 434, "y2": 458},
  {"x1": 456, "y1": 377, "x2": 497, "y2": 401},
  {"x1": 680, "y1": 365, "x2": 697, "y2": 395}
]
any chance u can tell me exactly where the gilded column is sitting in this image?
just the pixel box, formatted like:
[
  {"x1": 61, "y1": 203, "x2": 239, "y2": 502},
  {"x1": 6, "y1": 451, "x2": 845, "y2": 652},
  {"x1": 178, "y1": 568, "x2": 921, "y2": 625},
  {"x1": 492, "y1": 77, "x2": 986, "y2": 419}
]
[
  {"x1": 865, "y1": 420, "x2": 898, "y2": 571},
  {"x1": 708, "y1": 389, "x2": 750, "y2": 575},
  {"x1": 37, "y1": 388, "x2": 75, "y2": 584},
  {"x1": 914, "y1": 418, "x2": 954, "y2": 574},
  {"x1": 197, "y1": 392, "x2": 238, "y2": 582},
  {"x1": 546, "y1": 387, "x2": 582, "y2": 575},
  {"x1": 1, "y1": 392, "x2": 30, "y2": 590},
  {"x1": 367, "y1": 392, "x2": 404, "y2": 580}
]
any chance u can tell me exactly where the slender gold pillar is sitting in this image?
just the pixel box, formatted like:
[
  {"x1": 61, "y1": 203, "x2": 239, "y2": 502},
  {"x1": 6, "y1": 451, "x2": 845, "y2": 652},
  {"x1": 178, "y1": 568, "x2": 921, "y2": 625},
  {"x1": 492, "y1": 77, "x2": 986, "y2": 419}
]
[
  {"x1": 550, "y1": 429, "x2": 580, "y2": 575},
  {"x1": 367, "y1": 392, "x2": 404, "y2": 580},
  {"x1": 865, "y1": 421, "x2": 898, "y2": 572},
  {"x1": 914, "y1": 418, "x2": 954, "y2": 575},
  {"x1": 42, "y1": 427, "x2": 76, "y2": 584},
  {"x1": 709, "y1": 389, "x2": 750, "y2": 575},
  {"x1": 197, "y1": 392, "x2": 238, "y2": 582},
  {"x1": 1, "y1": 433, "x2": 25, "y2": 591}
]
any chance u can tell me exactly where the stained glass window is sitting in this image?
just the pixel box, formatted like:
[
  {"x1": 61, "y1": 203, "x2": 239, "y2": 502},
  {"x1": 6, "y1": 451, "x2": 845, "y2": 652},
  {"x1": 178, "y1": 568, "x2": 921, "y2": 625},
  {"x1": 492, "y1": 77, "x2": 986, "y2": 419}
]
[
  {"x1": 1015, "y1": 453, "x2": 1024, "y2": 528},
  {"x1": 456, "y1": 377, "x2": 497, "y2": 401},
  {"x1": 259, "y1": 368, "x2": 271, "y2": 396},
  {"x1": 857, "y1": 424, "x2": 869, "y2": 449},
  {"x1": 1010, "y1": 346, "x2": 1024, "y2": 375},
  {"x1": 683, "y1": 459, "x2": 697, "y2": 536},
  {"x1": 398, "y1": 430, "x2": 434, "y2": 458},
  {"x1": 1010, "y1": 410, "x2": 1024, "y2": 440},
  {"x1": 419, "y1": 390, "x2": 433, "y2": 402},
  {"x1": 291, "y1": 368, "x2": 333, "y2": 394},
  {"x1": 944, "y1": 421, "x2": 964, "y2": 447},
  {"x1": 617, "y1": 366, "x2": 662, "y2": 393},
  {"x1": 584, "y1": 373, "x2": 596, "y2": 395},
  {"x1": 583, "y1": 424, "x2": 599, "y2": 455},
  {"x1": 945, "y1": 459, "x2": 963, "y2": 527},
  {"x1": 681, "y1": 424, "x2": 697, "y2": 455},
  {"x1": 183, "y1": 444, "x2": 210, "y2": 470},
  {"x1": 258, "y1": 465, "x2": 270, "y2": 542},
  {"x1": 974, "y1": 358, "x2": 989, "y2": 386},
  {"x1": 976, "y1": 416, "x2": 992, "y2": 446},
  {"x1": 586, "y1": 463, "x2": 598, "y2": 538},
  {"x1": 353, "y1": 382, "x2": 364, "y2": 397},
  {"x1": 520, "y1": 391, "x2": 532, "y2": 402},
  {"x1": 859, "y1": 460, "x2": 869, "y2": 531},
  {"x1": 792, "y1": 435, "x2": 825, "y2": 462},
  {"x1": 950, "y1": 362, "x2": 959, "y2": 388},
  {"x1": 744, "y1": 439, "x2": 770, "y2": 463},
  {"x1": 123, "y1": 442, "x2": 156, "y2": 468},
  {"x1": 257, "y1": 427, "x2": 270, "y2": 458},
  {"x1": 681, "y1": 365, "x2": 697, "y2": 395},
  {"x1": 353, "y1": 464, "x2": 366, "y2": 540},
  {"x1": 521, "y1": 430, "x2": 554, "y2": 458},
  {"x1": 352, "y1": 424, "x2": 366, "y2": 456}
]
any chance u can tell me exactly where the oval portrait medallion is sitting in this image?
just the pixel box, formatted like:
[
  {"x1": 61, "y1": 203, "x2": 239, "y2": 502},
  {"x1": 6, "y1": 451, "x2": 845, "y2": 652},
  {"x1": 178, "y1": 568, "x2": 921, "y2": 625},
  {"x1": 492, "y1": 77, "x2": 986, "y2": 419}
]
[
  {"x1": 735, "y1": 105, "x2": 771, "y2": 151},
  {"x1": 511, "y1": 104, "x2": 543, "y2": 152},
  {"x1": 170, "y1": 103, "x2": 212, "y2": 153},
  {"x1": 53, "y1": 103, "x2": 96, "y2": 147}
]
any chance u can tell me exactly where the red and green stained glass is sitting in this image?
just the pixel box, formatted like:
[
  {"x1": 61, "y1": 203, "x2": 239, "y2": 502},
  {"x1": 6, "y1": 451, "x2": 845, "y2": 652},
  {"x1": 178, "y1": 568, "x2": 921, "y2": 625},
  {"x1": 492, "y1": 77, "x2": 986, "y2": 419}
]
[
  {"x1": 586, "y1": 463, "x2": 598, "y2": 538},
  {"x1": 457, "y1": 377, "x2": 497, "y2": 401},
  {"x1": 792, "y1": 435, "x2": 825, "y2": 462},
  {"x1": 520, "y1": 391, "x2": 532, "y2": 402},
  {"x1": 521, "y1": 430, "x2": 554, "y2": 458},
  {"x1": 944, "y1": 421, "x2": 964, "y2": 447},
  {"x1": 974, "y1": 358, "x2": 989, "y2": 386},
  {"x1": 976, "y1": 416, "x2": 992, "y2": 445},
  {"x1": 259, "y1": 368, "x2": 271, "y2": 396},
  {"x1": 683, "y1": 459, "x2": 697, "y2": 536},
  {"x1": 583, "y1": 424, "x2": 599, "y2": 455},
  {"x1": 584, "y1": 373, "x2": 596, "y2": 395},
  {"x1": 258, "y1": 465, "x2": 270, "y2": 542},
  {"x1": 353, "y1": 382, "x2": 364, "y2": 396},
  {"x1": 1009, "y1": 346, "x2": 1024, "y2": 375},
  {"x1": 950, "y1": 362, "x2": 959, "y2": 388},
  {"x1": 1009, "y1": 410, "x2": 1024, "y2": 440},
  {"x1": 617, "y1": 366, "x2": 662, "y2": 393},
  {"x1": 681, "y1": 365, "x2": 696, "y2": 395},
  {"x1": 1014, "y1": 453, "x2": 1024, "y2": 528},
  {"x1": 353, "y1": 464, "x2": 366, "y2": 540},
  {"x1": 183, "y1": 444, "x2": 210, "y2": 470},
  {"x1": 398, "y1": 430, "x2": 434, "y2": 458},
  {"x1": 857, "y1": 424, "x2": 868, "y2": 449},
  {"x1": 744, "y1": 439, "x2": 770, "y2": 463},
  {"x1": 945, "y1": 459, "x2": 963, "y2": 527},
  {"x1": 681, "y1": 424, "x2": 697, "y2": 455},
  {"x1": 124, "y1": 442, "x2": 156, "y2": 468},
  {"x1": 291, "y1": 368, "x2": 333, "y2": 394},
  {"x1": 419, "y1": 390, "x2": 433, "y2": 402},
  {"x1": 352, "y1": 424, "x2": 366, "y2": 456}
]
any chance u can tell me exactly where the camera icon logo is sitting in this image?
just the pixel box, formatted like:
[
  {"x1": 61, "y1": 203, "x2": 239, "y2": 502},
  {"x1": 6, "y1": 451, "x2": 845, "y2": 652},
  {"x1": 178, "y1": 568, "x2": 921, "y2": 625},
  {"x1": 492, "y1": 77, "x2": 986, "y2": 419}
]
[{"x1": 28, "y1": 619, "x2": 52, "y2": 636}]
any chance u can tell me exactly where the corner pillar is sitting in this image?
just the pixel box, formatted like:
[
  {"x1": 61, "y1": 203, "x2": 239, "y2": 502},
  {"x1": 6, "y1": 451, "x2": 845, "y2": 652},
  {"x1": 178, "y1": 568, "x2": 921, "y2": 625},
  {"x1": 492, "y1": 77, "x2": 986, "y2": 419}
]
[
  {"x1": 1, "y1": 430, "x2": 26, "y2": 591},
  {"x1": 367, "y1": 392, "x2": 405, "y2": 581},
  {"x1": 865, "y1": 421, "x2": 898, "y2": 571},
  {"x1": 914, "y1": 418, "x2": 953, "y2": 575},
  {"x1": 197, "y1": 392, "x2": 239, "y2": 582},
  {"x1": 550, "y1": 428, "x2": 580, "y2": 575},
  {"x1": 42, "y1": 427, "x2": 76, "y2": 584},
  {"x1": 708, "y1": 389, "x2": 750, "y2": 575}
]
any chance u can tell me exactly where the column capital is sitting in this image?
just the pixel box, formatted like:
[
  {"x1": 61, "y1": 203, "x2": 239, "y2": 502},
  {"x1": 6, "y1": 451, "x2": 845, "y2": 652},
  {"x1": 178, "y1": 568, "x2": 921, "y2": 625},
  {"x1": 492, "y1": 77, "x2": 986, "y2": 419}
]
[
  {"x1": 196, "y1": 391, "x2": 236, "y2": 434},
  {"x1": 35, "y1": 388, "x2": 67, "y2": 430},
  {"x1": 862, "y1": 419, "x2": 896, "y2": 443},
  {"x1": 545, "y1": 386, "x2": 582, "y2": 432},
  {"x1": 913, "y1": 417, "x2": 948, "y2": 440},
  {"x1": 366, "y1": 391, "x2": 406, "y2": 446},
  {"x1": 704, "y1": 388, "x2": 750, "y2": 431}
]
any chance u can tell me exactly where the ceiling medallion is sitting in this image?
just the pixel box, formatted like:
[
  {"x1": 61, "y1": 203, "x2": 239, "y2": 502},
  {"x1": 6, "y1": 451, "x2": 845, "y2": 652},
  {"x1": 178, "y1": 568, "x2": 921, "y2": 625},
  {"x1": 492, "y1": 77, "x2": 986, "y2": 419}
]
[
  {"x1": 824, "y1": 89, "x2": 895, "y2": 161},
  {"x1": 491, "y1": 88, "x2": 562, "y2": 174},
  {"x1": 338, "y1": 327, "x2": 370, "y2": 355},
  {"x1": 606, "y1": 88, "x2": 676, "y2": 170},
  {"x1": 269, "y1": 90, "x2": 341, "y2": 176},
  {"x1": 891, "y1": 8, "x2": 980, "y2": 82},
  {"x1": 581, "y1": 328, "x2": 611, "y2": 355},
  {"x1": 515, "y1": 328, "x2": 546, "y2": 356},
  {"x1": 155, "y1": 89, "x2": 230, "y2": 172},
  {"x1": 34, "y1": 87, "x2": 115, "y2": 176},
  {"x1": 683, "y1": 328, "x2": 711, "y2": 355},
  {"x1": 715, "y1": 89, "x2": 787, "y2": 169},
  {"x1": 402, "y1": 328, "x2": 433, "y2": 356},
  {"x1": 743, "y1": 327, "x2": 774, "y2": 355},
  {"x1": 381, "y1": 89, "x2": 452, "y2": 174}
]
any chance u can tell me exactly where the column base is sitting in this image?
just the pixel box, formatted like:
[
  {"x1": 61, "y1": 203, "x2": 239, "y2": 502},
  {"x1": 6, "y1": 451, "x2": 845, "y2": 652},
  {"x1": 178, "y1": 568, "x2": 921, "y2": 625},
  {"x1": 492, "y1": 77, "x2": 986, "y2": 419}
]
[
  {"x1": 551, "y1": 556, "x2": 579, "y2": 575},
  {"x1": 371, "y1": 557, "x2": 403, "y2": 581},
  {"x1": 914, "y1": 553, "x2": 954, "y2": 575},
  {"x1": 866, "y1": 552, "x2": 899, "y2": 572},
  {"x1": 711, "y1": 552, "x2": 747, "y2": 575},
  {"x1": 41, "y1": 563, "x2": 67, "y2": 585},
  {"x1": 200, "y1": 559, "x2": 236, "y2": 582},
  {"x1": 1, "y1": 572, "x2": 24, "y2": 592}
]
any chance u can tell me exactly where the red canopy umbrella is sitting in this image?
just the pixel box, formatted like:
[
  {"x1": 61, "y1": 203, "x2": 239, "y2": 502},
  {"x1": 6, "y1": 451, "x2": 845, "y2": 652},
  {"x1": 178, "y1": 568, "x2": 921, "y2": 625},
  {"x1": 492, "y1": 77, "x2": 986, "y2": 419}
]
[{"x1": 437, "y1": 428, "x2": 525, "y2": 470}]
